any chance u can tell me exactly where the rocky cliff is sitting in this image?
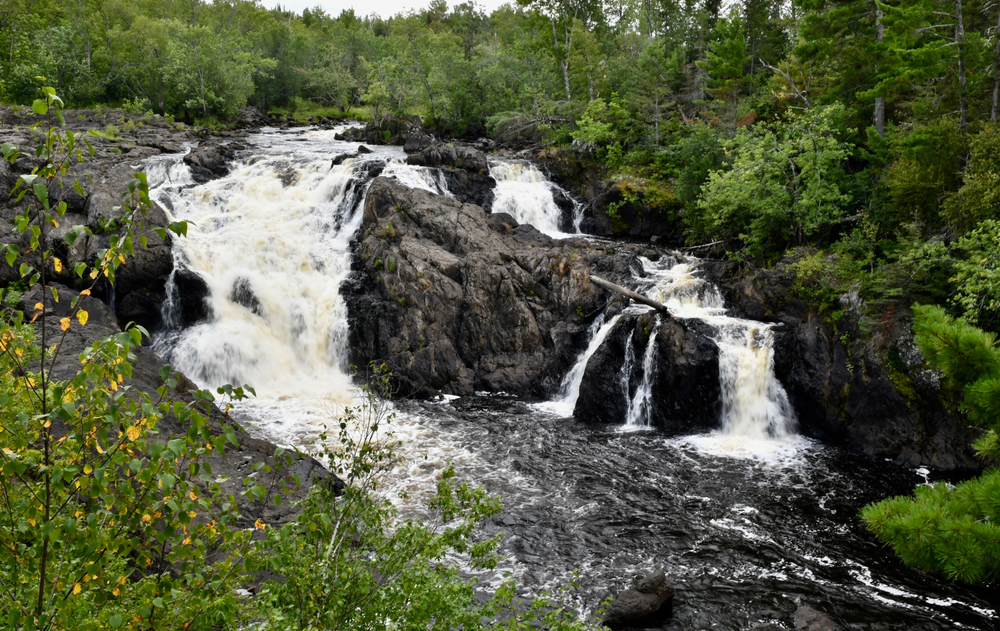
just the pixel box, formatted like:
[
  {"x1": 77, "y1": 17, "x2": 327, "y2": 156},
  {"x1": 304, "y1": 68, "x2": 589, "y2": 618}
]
[{"x1": 343, "y1": 176, "x2": 644, "y2": 398}]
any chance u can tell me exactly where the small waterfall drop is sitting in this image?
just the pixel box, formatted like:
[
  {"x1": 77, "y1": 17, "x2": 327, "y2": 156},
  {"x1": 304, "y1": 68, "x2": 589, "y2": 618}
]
[
  {"x1": 624, "y1": 320, "x2": 660, "y2": 428},
  {"x1": 638, "y1": 257, "x2": 796, "y2": 442},
  {"x1": 540, "y1": 313, "x2": 623, "y2": 416},
  {"x1": 489, "y1": 160, "x2": 578, "y2": 237},
  {"x1": 147, "y1": 132, "x2": 435, "y2": 447}
]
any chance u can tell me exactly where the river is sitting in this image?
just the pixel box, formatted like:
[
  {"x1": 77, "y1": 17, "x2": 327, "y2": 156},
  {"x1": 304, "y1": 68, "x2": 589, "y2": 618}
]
[{"x1": 145, "y1": 126, "x2": 998, "y2": 630}]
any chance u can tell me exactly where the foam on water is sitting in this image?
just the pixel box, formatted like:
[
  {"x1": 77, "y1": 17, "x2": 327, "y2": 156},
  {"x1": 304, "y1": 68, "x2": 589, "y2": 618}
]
[{"x1": 489, "y1": 160, "x2": 580, "y2": 237}]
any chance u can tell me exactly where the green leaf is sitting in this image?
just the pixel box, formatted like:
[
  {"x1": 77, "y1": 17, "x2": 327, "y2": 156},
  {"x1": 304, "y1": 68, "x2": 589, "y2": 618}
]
[
  {"x1": 108, "y1": 614, "x2": 123, "y2": 629},
  {"x1": 32, "y1": 99, "x2": 48, "y2": 115}
]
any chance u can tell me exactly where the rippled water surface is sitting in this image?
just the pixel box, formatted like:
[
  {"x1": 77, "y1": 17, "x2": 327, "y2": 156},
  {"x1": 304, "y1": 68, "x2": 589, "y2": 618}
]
[{"x1": 393, "y1": 396, "x2": 997, "y2": 630}]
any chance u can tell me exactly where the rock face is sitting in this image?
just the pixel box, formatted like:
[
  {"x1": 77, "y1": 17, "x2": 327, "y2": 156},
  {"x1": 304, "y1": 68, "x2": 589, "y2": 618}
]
[
  {"x1": 406, "y1": 143, "x2": 489, "y2": 175},
  {"x1": 574, "y1": 310, "x2": 721, "y2": 432},
  {"x1": 712, "y1": 260, "x2": 981, "y2": 470},
  {"x1": 343, "y1": 177, "x2": 640, "y2": 398},
  {"x1": 183, "y1": 141, "x2": 246, "y2": 184},
  {"x1": 601, "y1": 569, "x2": 675, "y2": 629}
]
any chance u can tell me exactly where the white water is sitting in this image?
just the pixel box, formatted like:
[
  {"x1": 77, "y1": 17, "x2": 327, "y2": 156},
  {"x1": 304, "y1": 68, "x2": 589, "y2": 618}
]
[
  {"x1": 538, "y1": 313, "x2": 623, "y2": 417},
  {"x1": 488, "y1": 160, "x2": 580, "y2": 237},
  {"x1": 624, "y1": 319, "x2": 660, "y2": 428},
  {"x1": 544, "y1": 255, "x2": 798, "y2": 455}
]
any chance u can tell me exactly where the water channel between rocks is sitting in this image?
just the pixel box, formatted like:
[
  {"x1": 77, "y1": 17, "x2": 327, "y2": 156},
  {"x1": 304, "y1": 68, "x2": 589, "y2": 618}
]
[{"x1": 145, "y1": 127, "x2": 998, "y2": 630}]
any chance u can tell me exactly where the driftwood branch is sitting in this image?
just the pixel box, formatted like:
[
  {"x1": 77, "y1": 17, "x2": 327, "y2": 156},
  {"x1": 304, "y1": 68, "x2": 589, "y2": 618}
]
[
  {"x1": 680, "y1": 239, "x2": 724, "y2": 251},
  {"x1": 589, "y1": 275, "x2": 677, "y2": 321}
]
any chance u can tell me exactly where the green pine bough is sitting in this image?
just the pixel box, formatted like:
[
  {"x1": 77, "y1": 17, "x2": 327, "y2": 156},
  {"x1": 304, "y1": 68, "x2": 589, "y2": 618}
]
[{"x1": 861, "y1": 304, "x2": 1000, "y2": 584}]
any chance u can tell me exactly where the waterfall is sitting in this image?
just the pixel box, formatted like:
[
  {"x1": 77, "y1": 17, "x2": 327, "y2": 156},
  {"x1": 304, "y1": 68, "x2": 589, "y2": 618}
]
[
  {"x1": 489, "y1": 160, "x2": 578, "y2": 237},
  {"x1": 624, "y1": 320, "x2": 660, "y2": 428},
  {"x1": 539, "y1": 313, "x2": 623, "y2": 417},
  {"x1": 548, "y1": 255, "x2": 796, "y2": 444},
  {"x1": 147, "y1": 132, "x2": 434, "y2": 447}
]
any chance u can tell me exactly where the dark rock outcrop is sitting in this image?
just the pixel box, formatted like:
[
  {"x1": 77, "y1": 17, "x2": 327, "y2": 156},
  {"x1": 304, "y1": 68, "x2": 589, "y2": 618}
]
[
  {"x1": 574, "y1": 311, "x2": 721, "y2": 432},
  {"x1": 601, "y1": 569, "x2": 674, "y2": 629},
  {"x1": 406, "y1": 143, "x2": 489, "y2": 175},
  {"x1": 184, "y1": 142, "x2": 245, "y2": 183},
  {"x1": 343, "y1": 177, "x2": 641, "y2": 398},
  {"x1": 711, "y1": 259, "x2": 981, "y2": 470},
  {"x1": 439, "y1": 167, "x2": 495, "y2": 209},
  {"x1": 403, "y1": 128, "x2": 435, "y2": 153}
]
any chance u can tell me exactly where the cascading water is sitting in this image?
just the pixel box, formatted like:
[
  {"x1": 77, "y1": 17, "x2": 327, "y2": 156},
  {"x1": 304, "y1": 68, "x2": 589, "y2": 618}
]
[
  {"x1": 146, "y1": 128, "x2": 995, "y2": 630},
  {"x1": 540, "y1": 313, "x2": 622, "y2": 417},
  {"x1": 624, "y1": 319, "x2": 660, "y2": 428},
  {"x1": 488, "y1": 160, "x2": 581, "y2": 236},
  {"x1": 638, "y1": 256, "x2": 798, "y2": 444}
]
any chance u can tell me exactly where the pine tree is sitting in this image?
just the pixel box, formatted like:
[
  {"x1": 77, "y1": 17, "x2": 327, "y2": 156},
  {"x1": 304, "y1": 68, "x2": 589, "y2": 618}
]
[{"x1": 861, "y1": 304, "x2": 1000, "y2": 583}]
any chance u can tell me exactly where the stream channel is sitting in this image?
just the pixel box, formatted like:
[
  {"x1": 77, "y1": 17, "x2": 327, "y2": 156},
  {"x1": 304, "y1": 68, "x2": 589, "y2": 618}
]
[{"x1": 142, "y1": 126, "x2": 997, "y2": 630}]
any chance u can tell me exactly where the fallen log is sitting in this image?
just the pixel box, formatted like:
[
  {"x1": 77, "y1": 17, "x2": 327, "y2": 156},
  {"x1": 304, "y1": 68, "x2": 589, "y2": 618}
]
[{"x1": 589, "y1": 275, "x2": 677, "y2": 321}]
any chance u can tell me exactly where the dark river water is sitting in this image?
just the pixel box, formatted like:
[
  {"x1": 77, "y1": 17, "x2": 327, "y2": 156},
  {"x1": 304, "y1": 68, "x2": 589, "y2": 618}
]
[{"x1": 396, "y1": 396, "x2": 998, "y2": 630}]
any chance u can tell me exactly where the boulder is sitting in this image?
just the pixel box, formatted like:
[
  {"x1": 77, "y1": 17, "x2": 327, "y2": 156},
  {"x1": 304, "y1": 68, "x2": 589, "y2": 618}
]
[
  {"x1": 404, "y1": 128, "x2": 435, "y2": 153},
  {"x1": 793, "y1": 605, "x2": 837, "y2": 631},
  {"x1": 406, "y1": 143, "x2": 488, "y2": 175},
  {"x1": 601, "y1": 569, "x2": 674, "y2": 629},
  {"x1": 183, "y1": 142, "x2": 244, "y2": 183},
  {"x1": 343, "y1": 177, "x2": 643, "y2": 398}
]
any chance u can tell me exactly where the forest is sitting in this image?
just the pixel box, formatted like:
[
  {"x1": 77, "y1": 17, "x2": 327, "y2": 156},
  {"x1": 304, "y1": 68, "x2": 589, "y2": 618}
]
[{"x1": 2, "y1": 0, "x2": 1000, "y2": 624}]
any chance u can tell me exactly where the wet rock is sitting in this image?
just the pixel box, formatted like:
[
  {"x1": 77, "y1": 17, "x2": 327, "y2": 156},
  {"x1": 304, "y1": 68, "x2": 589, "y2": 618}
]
[
  {"x1": 439, "y1": 167, "x2": 495, "y2": 208},
  {"x1": 751, "y1": 625, "x2": 785, "y2": 631},
  {"x1": 332, "y1": 152, "x2": 358, "y2": 166},
  {"x1": 344, "y1": 177, "x2": 642, "y2": 398},
  {"x1": 172, "y1": 266, "x2": 213, "y2": 326},
  {"x1": 793, "y1": 605, "x2": 837, "y2": 631},
  {"x1": 357, "y1": 144, "x2": 372, "y2": 154},
  {"x1": 230, "y1": 276, "x2": 263, "y2": 316},
  {"x1": 404, "y1": 128, "x2": 435, "y2": 153},
  {"x1": 406, "y1": 143, "x2": 488, "y2": 175},
  {"x1": 601, "y1": 569, "x2": 674, "y2": 629},
  {"x1": 183, "y1": 142, "x2": 243, "y2": 183}
]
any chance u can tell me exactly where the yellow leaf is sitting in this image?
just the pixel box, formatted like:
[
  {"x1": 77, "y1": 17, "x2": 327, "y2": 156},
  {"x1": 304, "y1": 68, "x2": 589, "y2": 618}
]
[
  {"x1": 109, "y1": 380, "x2": 118, "y2": 392},
  {"x1": 27, "y1": 518, "x2": 35, "y2": 527},
  {"x1": 53, "y1": 257, "x2": 62, "y2": 272},
  {"x1": 189, "y1": 489, "x2": 198, "y2": 500},
  {"x1": 112, "y1": 587, "x2": 120, "y2": 597},
  {"x1": 89, "y1": 270, "x2": 97, "y2": 279},
  {"x1": 254, "y1": 519, "x2": 266, "y2": 531},
  {"x1": 141, "y1": 514, "x2": 152, "y2": 524},
  {"x1": 79, "y1": 289, "x2": 90, "y2": 297},
  {"x1": 72, "y1": 583, "x2": 81, "y2": 595},
  {"x1": 117, "y1": 576, "x2": 127, "y2": 586},
  {"x1": 95, "y1": 443, "x2": 104, "y2": 454},
  {"x1": 33, "y1": 302, "x2": 44, "y2": 311},
  {"x1": 77, "y1": 310, "x2": 88, "y2": 326},
  {"x1": 126, "y1": 426, "x2": 140, "y2": 442},
  {"x1": 60, "y1": 317, "x2": 71, "y2": 331}
]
